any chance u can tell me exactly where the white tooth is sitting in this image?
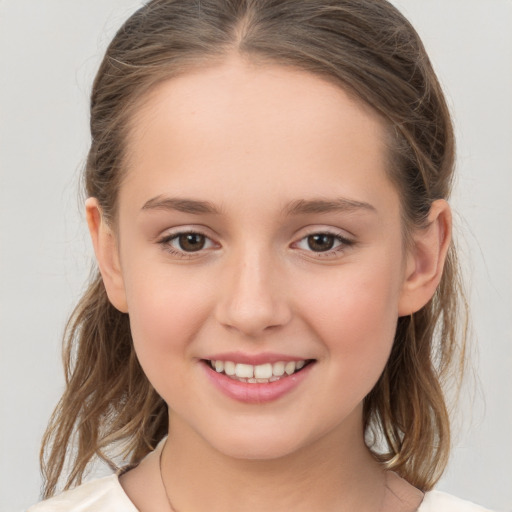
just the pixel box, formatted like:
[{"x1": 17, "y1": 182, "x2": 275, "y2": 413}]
[
  {"x1": 224, "y1": 361, "x2": 236, "y2": 376},
  {"x1": 254, "y1": 363, "x2": 272, "y2": 379},
  {"x1": 296, "y1": 360, "x2": 305, "y2": 370},
  {"x1": 248, "y1": 378, "x2": 257, "y2": 383},
  {"x1": 256, "y1": 378, "x2": 270, "y2": 383},
  {"x1": 214, "y1": 360, "x2": 224, "y2": 373},
  {"x1": 235, "y1": 363, "x2": 254, "y2": 379},
  {"x1": 272, "y1": 362, "x2": 285, "y2": 376},
  {"x1": 284, "y1": 361, "x2": 296, "y2": 375},
  {"x1": 269, "y1": 376, "x2": 280, "y2": 382}
]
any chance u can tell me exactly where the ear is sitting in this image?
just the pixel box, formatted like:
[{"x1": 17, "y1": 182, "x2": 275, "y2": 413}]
[
  {"x1": 398, "y1": 199, "x2": 452, "y2": 316},
  {"x1": 85, "y1": 197, "x2": 128, "y2": 313}
]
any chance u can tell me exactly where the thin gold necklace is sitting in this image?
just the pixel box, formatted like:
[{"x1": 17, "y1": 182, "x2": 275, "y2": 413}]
[
  {"x1": 158, "y1": 440, "x2": 387, "y2": 512},
  {"x1": 159, "y1": 440, "x2": 179, "y2": 512}
]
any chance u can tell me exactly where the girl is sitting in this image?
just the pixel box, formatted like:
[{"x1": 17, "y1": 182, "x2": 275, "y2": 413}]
[{"x1": 29, "y1": 0, "x2": 491, "y2": 510}]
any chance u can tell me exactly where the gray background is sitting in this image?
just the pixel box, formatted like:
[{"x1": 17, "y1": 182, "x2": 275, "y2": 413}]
[{"x1": 1, "y1": 1, "x2": 511, "y2": 510}]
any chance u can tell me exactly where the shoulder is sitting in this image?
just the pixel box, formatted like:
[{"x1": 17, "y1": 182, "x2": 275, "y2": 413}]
[
  {"x1": 27, "y1": 475, "x2": 138, "y2": 512},
  {"x1": 419, "y1": 490, "x2": 493, "y2": 512}
]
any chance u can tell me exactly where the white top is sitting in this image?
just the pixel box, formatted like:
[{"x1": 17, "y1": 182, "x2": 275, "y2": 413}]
[{"x1": 28, "y1": 474, "x2": 493, "y2": 511}]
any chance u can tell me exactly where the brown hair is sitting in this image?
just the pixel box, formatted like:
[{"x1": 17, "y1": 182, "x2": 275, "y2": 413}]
[{"x1": 41, "y1": 0, "x2": 467, "y2": 498}]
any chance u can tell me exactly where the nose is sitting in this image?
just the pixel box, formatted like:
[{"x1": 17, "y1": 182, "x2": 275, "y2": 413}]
[{"x1": 215, "y1": 247, "x2": 292, "y2": 337}]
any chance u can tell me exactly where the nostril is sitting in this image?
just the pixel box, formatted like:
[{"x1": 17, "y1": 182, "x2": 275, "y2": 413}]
[{"x1": 213, "y1": 265, "x2": 292, "y2": 336}]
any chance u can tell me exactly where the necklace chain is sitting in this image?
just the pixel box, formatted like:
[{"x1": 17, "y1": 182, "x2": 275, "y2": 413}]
[
  {"x1": 158, "y1": 440, "x2": 388, "y2": 512},
  {"x1": 159, "y1": 440, "x2": 179, "y2": 512}
]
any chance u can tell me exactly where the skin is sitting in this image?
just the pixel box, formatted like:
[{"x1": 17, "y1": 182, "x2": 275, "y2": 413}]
[{"x1": 87, "y1": 57, "x2": 451, "y2": 512}]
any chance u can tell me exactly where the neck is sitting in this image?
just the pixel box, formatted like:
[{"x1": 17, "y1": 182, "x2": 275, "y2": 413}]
[{"x1": 161, "y1": 408, "x2": 385, "y2": 512}]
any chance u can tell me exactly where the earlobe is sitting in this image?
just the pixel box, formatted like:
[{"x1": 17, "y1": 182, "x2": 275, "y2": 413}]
[
  {"x1": 398, "y1": 200, "x2": 452, "y2": 316},
  {"x1": 85, "y1": 198, "x2": 128, "y2": 313}
]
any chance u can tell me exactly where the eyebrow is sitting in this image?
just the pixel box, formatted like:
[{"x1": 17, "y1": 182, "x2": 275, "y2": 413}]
[
  {"x1": 141, "y1": 196, "x2": 221, "y2": 214},
  {"x1": 141, "y1": 195, "x2": 376, "y2": 216},
  {"x1": 283, "y1": 198, "x2": 376, "y2": 216}
]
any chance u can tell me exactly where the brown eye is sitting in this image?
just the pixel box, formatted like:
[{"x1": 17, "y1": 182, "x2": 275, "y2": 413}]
[
  {"x1": 178, "y1": 233, "x2": 206, "y2": 252},
  {"x1": 159, "y1": 230, "x2": 217, "y2": 256},
  {"x1": 307, "y1": 234, "x2": 335, "y2": 252}
]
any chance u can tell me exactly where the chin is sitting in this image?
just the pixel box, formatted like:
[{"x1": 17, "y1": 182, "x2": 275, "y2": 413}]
[
  {"x1": 197, "y1": 420, "x2": 320, "y2": 462},
  {"x1": 214, "y1": 437, "x2": 302, "y2": 461}
]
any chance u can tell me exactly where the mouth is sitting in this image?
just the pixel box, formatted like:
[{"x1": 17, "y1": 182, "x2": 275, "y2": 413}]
[{"x1": 203, "y1": 359, "x2": 314, "y2": 384}]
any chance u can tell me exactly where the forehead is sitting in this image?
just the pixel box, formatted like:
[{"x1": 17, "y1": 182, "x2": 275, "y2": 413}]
[{"x1": 121, "y1": 58, "x2": 397, "y2": 217}]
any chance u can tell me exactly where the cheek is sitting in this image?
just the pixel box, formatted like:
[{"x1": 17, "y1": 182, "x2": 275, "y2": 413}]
[
  {"x1": 296, "y1": 257, "x2": 403, "y2": 373},
  {"x1": 123, "y1": 269, "x2": 213, "y2": 388}
]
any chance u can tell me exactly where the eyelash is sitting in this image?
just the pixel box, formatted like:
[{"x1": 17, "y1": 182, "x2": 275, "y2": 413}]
[
  {"x1": 157, "y1": 230, "x2": 216, "y2": 258},
  {"x1": 293, "y1": 232, "x2": 355, "y2": 258},
  {"x1": 157, "y1": 230, "x2": 355, "y2": 258}
]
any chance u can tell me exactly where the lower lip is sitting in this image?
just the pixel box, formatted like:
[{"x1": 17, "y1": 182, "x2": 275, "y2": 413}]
[{"x1": 202, "y1": 362, "x2": 314, "y2": 404}]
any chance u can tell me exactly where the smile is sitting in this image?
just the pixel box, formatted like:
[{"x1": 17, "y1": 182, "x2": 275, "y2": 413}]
[
  {"x1": 202, "y1": 357, "x2": 315, "y2": 403},
  {"x1": 207, "y1": 359, "x2": 310, "y2": 383}
]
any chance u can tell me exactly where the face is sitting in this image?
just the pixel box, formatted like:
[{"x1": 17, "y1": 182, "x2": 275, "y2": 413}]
[{"x1": 96, "y1": 58, "x2": 420, "y2": 460}]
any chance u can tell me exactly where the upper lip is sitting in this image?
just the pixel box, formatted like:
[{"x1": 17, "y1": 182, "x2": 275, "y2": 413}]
[{"x1": 202, "y1": 352, "x2": 312, "y2": 365}]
